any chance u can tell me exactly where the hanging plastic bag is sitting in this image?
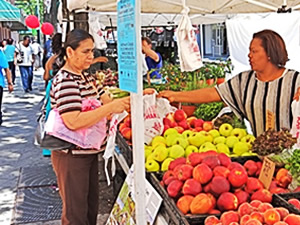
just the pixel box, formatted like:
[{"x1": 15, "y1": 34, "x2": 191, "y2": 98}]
[
  {"x1": 176, "y1": 6, "x2": 203, "y2": 72},
  {"x1": 291, "y1": 100, "x2": 300, "y2": 147},
  {"x1": 45, "y1": 98, "x2": 107, "y2": 149},
  {"x1": 144, "y1": 93, "x2": 177, "y2": 144}
]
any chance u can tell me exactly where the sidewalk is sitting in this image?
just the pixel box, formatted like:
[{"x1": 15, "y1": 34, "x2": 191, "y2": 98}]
[{"x1": 0, "y1": 68, "x2": 116, "y2": 225}]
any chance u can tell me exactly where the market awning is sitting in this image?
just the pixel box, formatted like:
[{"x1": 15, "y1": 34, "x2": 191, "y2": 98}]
[{"x1": 0, "y1": 0, "x2": 26, "y2": 31}]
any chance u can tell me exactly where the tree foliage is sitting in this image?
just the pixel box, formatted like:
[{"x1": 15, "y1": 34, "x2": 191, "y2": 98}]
[{"x1": 15, "y1": 0, "x2": 44, "y2": 22}]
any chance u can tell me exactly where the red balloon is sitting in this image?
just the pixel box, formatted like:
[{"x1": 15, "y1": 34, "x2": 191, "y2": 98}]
[
  {"x1": 41, "y1": 22, "x2": 54, "y2": 35},
  {"x1": 25, "y1": 15, "x2": 40, "y2": 29}
]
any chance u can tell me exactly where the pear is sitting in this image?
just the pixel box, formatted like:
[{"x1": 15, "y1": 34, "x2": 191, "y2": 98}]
[
  {"x1": 232, "y1": 142, "x2": 249, "y2": 156},
  {"x1": 182, "y1": 130, "x2": 194, "y2": 139},
  {"x1": 169, "y1": 145, "x2": 185, "y2": 159},
  {"x1": 230, "y1": 128, "x2": 246, "y2": 140},
  {"x1": 163, "y1": 128, "x2": 179, "y2": 139},
  {"x1": 152, "y1": 145, "x2": 169, "y2": 162},
  {"x1": 219, "y1": 123, "x2": 233, "y2": 137},
  {"x1": 145, "y1": 159, "x2": 160, "y2": 172},
  {"x1": 199, "y1": 142, "x2": 217, "y2": 152},
  {"x1": 216, "y1": 143, "x2": 230, "y2": 155},
  {"x1": 144, "y1": 146, "x2": 154, "y2": 161},
  {"x1": 226, "y1": 136, "x2": 239, "y2": 148},
  {"x1": 166, "y1": 133, "x2": 181, "y2": 146},
  {"x1": 213, "y1": 136, "x2": 226, "y2": 145},
  {"x1": 208, "y1": 129, "x2": 220, "y2": 138},
  {"x1": 161, "y1": 158, "x2": 174, "y2": 171}
]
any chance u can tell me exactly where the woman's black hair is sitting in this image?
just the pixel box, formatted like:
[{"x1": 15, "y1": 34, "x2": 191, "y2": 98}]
[
  {"x1": 253, "y1": 29, "x2": 288, "y2": 67},
  {"x1": 53, "y1": 29, "x2": 94, "y2": 75},
  {"x1": 51, "y1": 33, "x2": 62, "y2": 55}
]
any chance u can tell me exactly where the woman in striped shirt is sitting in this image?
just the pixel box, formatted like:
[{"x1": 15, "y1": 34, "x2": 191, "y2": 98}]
[
  {"x1": 50, "y1": 29, "x2": 130, "y2": 225},
  {"x1": 159, "y1": 29, "x2": 300, "y2": 137}
]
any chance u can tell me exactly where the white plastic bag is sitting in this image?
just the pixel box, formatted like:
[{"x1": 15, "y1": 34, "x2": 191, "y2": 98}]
[
  {"x1": 291, "y1": 100, "x2": 300, "y2": 147},
  {"x1": 176, "y1": 7, "x2": 203, "y2": 72},
  {"x1": 144, "y1": 93, "x2": 176, "y2": 144}
]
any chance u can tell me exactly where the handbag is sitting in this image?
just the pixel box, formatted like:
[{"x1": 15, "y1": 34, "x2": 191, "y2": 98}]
[{"x1": 16, "y1": 53, "x2": 23, "y2": 64}]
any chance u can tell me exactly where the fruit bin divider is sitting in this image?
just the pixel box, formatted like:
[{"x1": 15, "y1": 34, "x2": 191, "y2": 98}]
[
  {"x1": 116, "y1": 131, "x2": 133, "y2": 166},
  {"x1": 272, "y1": 192, "x2": 300, "y2": 215}
]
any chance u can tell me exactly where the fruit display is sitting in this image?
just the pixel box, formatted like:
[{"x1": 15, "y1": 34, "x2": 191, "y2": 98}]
[
  {"x1": 286, "y1": 149, "x2": 300, "y2": 187},
  {"x1": 251, "y1": 128, "x2": 296, "y2": 156},
  {"x1": 204, "y1": 200, "x2": 300, "y2": 225},
  {"x1": 159, "y1": 152, "x2": 297, "y2": 218},
  {"x1": 118, "y1": 116, "x2": 132, "y2": 144},
  {"x1": 194, "y1": 102, "x2": 224, "y2": 121}
]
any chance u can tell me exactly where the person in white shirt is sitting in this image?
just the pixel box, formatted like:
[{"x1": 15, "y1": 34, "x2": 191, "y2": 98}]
[
  {"x1": 16, "y1": 36, "x2": 35, "y2": 92},
  {"x1": 31, "y1": 38, "x2": 43, "y2": 70}
]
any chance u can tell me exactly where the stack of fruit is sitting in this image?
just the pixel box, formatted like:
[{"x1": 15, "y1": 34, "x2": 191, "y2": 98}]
[
  {"x1": 145, "y1": 122, "x2": 256, "y2": 172},
  {"x1": 159, "y1": 152, "x2": 296, "y2": 217},
  {"x1": 118, "y1": 116, "x2": 132, "y2": 143},
  {"x1": 204, "y1": 200, "x2": 300, "y2": 225}
]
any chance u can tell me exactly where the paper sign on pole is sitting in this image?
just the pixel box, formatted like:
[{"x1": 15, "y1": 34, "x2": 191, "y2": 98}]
[{"x1": 258, "y1": 157, "x2": 276, "y2": 190}]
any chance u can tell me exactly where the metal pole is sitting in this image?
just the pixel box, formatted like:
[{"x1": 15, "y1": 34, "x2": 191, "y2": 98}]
[{"x1": 36, "y1": 0, "x2": 41, "y2": 43}]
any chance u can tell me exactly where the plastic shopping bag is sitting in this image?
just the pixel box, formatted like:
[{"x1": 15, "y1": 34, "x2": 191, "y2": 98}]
[
  {"x1": 45, "y1": 99, "x2": 107, "y2": 149},
  {"x1": 144, "y1": 93, "x2": 177, "y2": 144},
  {"x1": 176, "y1": 7, "x2": 203, "y2": 72},
  {"x1": 291, "y1": 100, "x2": 300, "y2": 147}
]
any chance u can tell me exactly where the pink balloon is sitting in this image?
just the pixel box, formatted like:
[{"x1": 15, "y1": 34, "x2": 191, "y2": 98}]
[
  {"x1": 25, "y1": 15, "x2": 40, "y2": 29},
  {"x1": 41, "y1": 22, "x2": 54, "y2": 35}
]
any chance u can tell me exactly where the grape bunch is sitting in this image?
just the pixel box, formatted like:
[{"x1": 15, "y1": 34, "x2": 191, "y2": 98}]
[{"x1": 252, "y1": 128, "x2": 296, "y2": 156}]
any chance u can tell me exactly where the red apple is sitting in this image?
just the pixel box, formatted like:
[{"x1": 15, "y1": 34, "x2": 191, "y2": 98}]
[
  {"x1": 203, "y1": 121, "x2": 213, "y2": 131},
  {"x1": 194, "y1": 119, "x2": 204, "y2": 128},
  {"x1": 174, "y1": 109, "x2": 187, "y2": 122}
]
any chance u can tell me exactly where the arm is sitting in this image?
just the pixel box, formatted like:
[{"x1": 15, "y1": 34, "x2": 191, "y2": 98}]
[
  {"x1": 92, "y1": 56, "x2": 108, "y2": 64},
  {"x1": 158, "y1": 87, "x2": 222, "y2": 104},
  {"x1": 142, "y1": 44, "x2": 159, "y2": 62},
  {"x1": 4, "y1": 68, "x2": 13, "y2": 92},
  {"x1": 43, "y1": 55, "x2": 56, "y2": 81},
  {"x1": 61, "y1": 97, "x2": 130, "y2": 130}
]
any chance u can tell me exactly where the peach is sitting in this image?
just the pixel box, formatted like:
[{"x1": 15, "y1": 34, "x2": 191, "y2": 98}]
[
  {"x1": 208, "y1": 209, "x2": 221, "y2": 215},
  {"x1": 207, "y1": 193, "x2": 217, "y2": 209},
  {"x1": 251, "y1": 189, "x2": 272, "y2": 203},
  {"x1": 250, "y1": 211, "x2": 264, "y2": 223},
  {"x1": 168, "y1": 157, "x2": 186, "y2": 170},
  {"x1": 264, "y1": 208, "x2": 281, "y2": 225},
  {"x1": 284, "y1": 214, "x2": 300, "y2": 225},
  {"x1": 218, "y1": 153, "x2": 232, "y2": 167},
  {"x1": 175, "y1": 164, "x2": 194, "y2": 181},
  {"x1": 182, "y1": 178, "x2": 202, "y2": 196},
  {"x1": 190, "y1": 193, "x2": 213, "y2": 214},
  {"x1": 193, "y1": 163, "x2": 213, "y2": 184},
  {"x1": 275, "y1": 207, "x2": 289, "y2": 220},
  {"x1": 176, "y1": 195, "x2": 194, "y2": 214},
  {"x1": 240, "y1": 215, "x2": 251, "y2": 225},
  {"x1": 213, "y1": 166, "x2": 230, "y2": 178},
  {"x1": 211, "y1": 176, "x2": 230, "y2": 196},
  {"x1": 121, "y1": 127, "x2": 132, "y2": 140},
  {"x1": 288, "y1": 198, "x2": 300, "y2": 210},
  {"x1": 245, "y1": 177, "x2": 264, "y2": 194},
  {"x1": 217, "y1": 192, "x2": 239, "y2": 212},
  {"x1": 245, "y1": 219, "x2": 262, "y2": 225},
  {"x1": 204, "y1": 215, "x2": 220, "y2": 225},
  {"x1": 244, "y1": 160, "x2": 258, "y2": 176},
  {"x1": 235, "y1": 189, "x2": 250, "y2": 205},
  {"x1": 228, "y1": 222, "x2": 239, "y2": 225},
  {"x1": 220, "y1": 210, "x2": 240, "y2": 225},
  {"x1": 187, "y1": 152, "x2": 203, "y2": 167},
  {"x1": 167, "y1": 180, "x2": 183, "y2": 198},
  {"x1": 202, "y1": 155, "x2": 221, "y2": 169},
  {"x1": 273, "y1": 222, "x2": 288, "y2": 225},
  {"x1": 228, "y1": 162, "x2": 246, "y2": 171},
  {"x1": 275, "y1": 168, "x2": 292, "y2": 189},
  {"x1": 238, "y1": 202, "x2": 255, "y2": 217},
  {"x1": 250, "y1": 199, "x2": 262, "y2": 209},
  {"x1": 257, "y1": 202, "x2": 273, "y2": 213},
  {"x1": 228, "y1": 168, "x2": 248, "y2": 188}
]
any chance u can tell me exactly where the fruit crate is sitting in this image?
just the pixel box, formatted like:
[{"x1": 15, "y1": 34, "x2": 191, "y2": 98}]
[
  {"x1": 272, "y1": 193, "x2": 300, "y2": 215},
  {"x1": 147, "y1": 172, "x2": 217, "y2": 225},
  {"x1": 231, "y1": 155, "x2": 260, "y2": 164},
  {"x1": 116, "y1": 131, "x2": 132, "y2": 166}
]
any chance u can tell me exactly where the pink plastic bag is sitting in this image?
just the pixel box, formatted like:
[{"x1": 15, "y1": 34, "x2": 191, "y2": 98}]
[{"x1": 45, "y1": 98, "x2": 107, "y2": 149}]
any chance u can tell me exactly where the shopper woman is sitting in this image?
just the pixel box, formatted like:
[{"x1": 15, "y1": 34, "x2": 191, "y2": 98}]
[
  {"x1": 50, "y1": 29, "x2": 130, "y2": 225},
  {"x1": 159, "y1": 29, "x2": 300, "y2": 137},
  {"x1": 4, "y1": 39, "x2": 16, "y2": 85}
]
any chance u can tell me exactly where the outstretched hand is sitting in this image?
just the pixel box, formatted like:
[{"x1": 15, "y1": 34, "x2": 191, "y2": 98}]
[
  {"x1": 157, "y1": 90, "x2": 176, "y2": 102},
  {"x1": 293, "y1": 87, "x2": 300, "y2": 101}
]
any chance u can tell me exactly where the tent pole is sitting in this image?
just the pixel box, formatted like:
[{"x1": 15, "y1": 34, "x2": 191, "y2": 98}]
[{"x1": 243, "y1": 0, "x2": 277, "y2": 11}]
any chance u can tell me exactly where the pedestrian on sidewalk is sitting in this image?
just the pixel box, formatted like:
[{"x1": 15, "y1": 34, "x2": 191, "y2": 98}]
[
  {"x1": 3, "y1": 38, "x2": 17, "y2": 85},
  {"x1": 31, "y1": 38, "x2": 43, "y2": 71},
  {"x1": 0, "y1": 49, "x2": 14, "y2": 125},
  {"x1": 50, "y1": 29, "x2": 130, "y2": 225}
]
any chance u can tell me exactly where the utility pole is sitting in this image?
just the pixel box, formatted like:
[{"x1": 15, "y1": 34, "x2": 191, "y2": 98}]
[{"x1": 36, "y1": 0, "x2": 41, "y2": 43}]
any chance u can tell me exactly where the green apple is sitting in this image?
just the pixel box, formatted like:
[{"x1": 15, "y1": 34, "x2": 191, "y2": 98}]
[
  {"x1": 232, "y1": 141, "x2": 249, "y2": 156},
  {"x1": 213, "y1": 136, "x2": 226, "y2": 145},
  {"x1": 185, "y1": 145, "x2": 199, "y2": 157},
  {"x1": 163, "y1": 128, "x2": 178, "y2": 139},
  {"x1": 188, "y1": 133, "x2": 206, "y2": 147},
  {"x1": 182, "y1": 130, "x2": 194, "y2": 139},
  {"x1": 208, "y1": 129, "x2": 220, "y2": 138},
  {"x1": 225, "y1": 136, "x2": 239, "y2": 148},
  {"x1": 152, "y1": 145, "x2": 169, "y2": 162},
  {"x1": 203, "y1": 133, "x2": 214, "y2": 143},
  {"x1": 146, "y1": 152, "x2": 156, "y2": 161},
  {"x1": 241, "y1": 134, "x2": 256, "y2": 149},
  {"x1": 166, "y1": 133, "x2": 181, "y2": 146},
  {"x1": 199, "y1": 131, "x2": 207, "y2": 136},
  {"x1": 199, "y1": 142, "x2": 217, "y2": 152},
  {"x1": 230, "y1": 128, "x2": 246, "y2": 140},
  {"x1": 216, "y1": 143, "x2": 230, "y2": 155},
  {"x1": 170, "y1": 137, "x2": 189, "y2": 149},
  {"x1": 151, "y1": 135, "x2": 167, "y2": 147},
  {"x1": 219, "y1": 123, "x2": 233, "y2": 137},
  {"x1": 169, "y1": 145, "x2": 185, "y2": 159},
  {"x1": 144, "y1": 146, "x2": 154, "y2": 161},
  {"x1": 145, "y1": 159, "x2": 160, "y2": 172},
  {"x1": 161, "y1": 158, "x2": 174, "y2": 171}
]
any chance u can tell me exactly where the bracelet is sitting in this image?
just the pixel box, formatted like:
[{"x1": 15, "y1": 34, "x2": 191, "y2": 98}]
[{"x1": 8, "y1": 83, "x2": 13, "y2": 85}]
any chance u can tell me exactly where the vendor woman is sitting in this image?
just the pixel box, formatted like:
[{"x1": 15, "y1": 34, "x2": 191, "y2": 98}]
[{"x1": 159, "y1": 29, "x2": 300, "y2": 137}]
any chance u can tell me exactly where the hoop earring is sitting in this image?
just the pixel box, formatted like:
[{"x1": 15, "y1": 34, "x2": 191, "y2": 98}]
[{"x1": 63, "y1": 56, "x2": 67, "y2": 61}]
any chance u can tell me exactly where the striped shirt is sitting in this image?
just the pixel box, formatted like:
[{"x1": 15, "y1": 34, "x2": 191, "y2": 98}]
[
  {"x1": 50, "y1": 69, "x2": 105, "y2": 154},
  {"x1": 216, "y1": 69, "x2": 300, "y2": 137}
]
